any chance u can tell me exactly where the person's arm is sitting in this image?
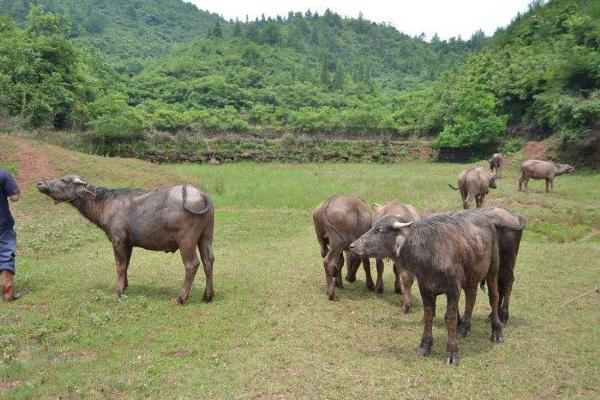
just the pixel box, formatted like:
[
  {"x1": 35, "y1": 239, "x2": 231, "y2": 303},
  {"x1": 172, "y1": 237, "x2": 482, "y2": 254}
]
[{"x1": 3, "y1": 171, "x2": 20, "y2": 202}]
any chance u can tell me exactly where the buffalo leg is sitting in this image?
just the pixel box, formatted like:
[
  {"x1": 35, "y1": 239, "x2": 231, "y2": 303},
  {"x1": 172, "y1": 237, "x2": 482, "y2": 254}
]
[
  {"x1": 345, "y1": 252, "x2": 357, "y2": 282},
  {"x1": 499, "y1": 272, "x2": 515, "y2": 325},
  {"x1": 334, "y1": 253, "x2": 344, "y2": 288},
  {"x1": 418, "y1": 287, "x2": 436, "y2": 357},
  {"x1": 545, "y1": 178, "x2": 550, "y2": 193},
  {"x1": 375, "y1": 258, "x2": 384, "y2": 293},
  {"x1": 112, "y1": 240, "x2": 129, "y2": 300},
  {"x1": 324, "y1": 242, "x2": 344, "y2": 301},
  {"x1": 393, "y1": 261, "x2": 402, "y2": 294},
  {"x1": 487, "y1": 274, "x2": 504, "y2": 343},
  {"x1": 399, "y1": 264, "x2": 415, "y2": 314},
  {"x1": 445, "y1": 286, "x2": 460, "y2": 365},
  {"x1": 174, "y1": 242, "x2": 200, "y2": 304},
  {"x1": 124, "y1": 246, "x2": 133, "y2": 290},
  {"x1": 463, "y1": 193, "x2": 474, "y2": 209},
  {"x1": 458, "y1": 286, "x2": 477, "y2": 338},
  {"x1": 362, "y1": 257, "x2": 374, "y2": 291},
  {"x1": 198, "y1": 234, "x2": 215, "y2": 303},
  {"x1": 518, "y1": 175, "x2": 525, "y2": 192}
]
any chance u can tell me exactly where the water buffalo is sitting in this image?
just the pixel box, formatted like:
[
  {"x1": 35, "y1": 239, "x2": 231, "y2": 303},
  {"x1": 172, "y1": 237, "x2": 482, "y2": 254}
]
[
  {"x1": 489, "y1": 153, "x2": 503, "y2": 177},
  {"x1": 449, "y1": 167, "x2": 497, "y2": 209},
  {"x1": 457, "y1": 207, "x2": 526, "y2": 325},
  {"x1": 371, "y1": 202, "x2": 420, "y2": 313},
  {"x1": 350, "y1": 213, "x2": 502, "y2": 365},
  {"x1": 37, "y1": 175, "x2": 215, "y2": 304},
  {"x1": 519, "y1": 160, "x2": 575, "y2": 192},
  {"x1": 313, "y1": 195, "x2": 372, "y2": 301}
]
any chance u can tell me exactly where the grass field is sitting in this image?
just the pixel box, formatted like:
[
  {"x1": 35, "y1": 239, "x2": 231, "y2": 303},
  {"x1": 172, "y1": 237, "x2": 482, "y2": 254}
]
[{"x1": 1, "y1": 137, "x2": 599, "y2": 399}]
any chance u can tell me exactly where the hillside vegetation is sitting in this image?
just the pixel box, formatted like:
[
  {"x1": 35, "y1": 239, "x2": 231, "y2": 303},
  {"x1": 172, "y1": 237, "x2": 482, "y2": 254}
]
[{"x1": 0, "y1": 0, "x2": 599, "y2": 166}]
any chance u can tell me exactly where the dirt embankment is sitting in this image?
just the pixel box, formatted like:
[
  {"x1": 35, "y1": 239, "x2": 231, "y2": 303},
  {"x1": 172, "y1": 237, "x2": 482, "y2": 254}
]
[
  {"x1": 523, "y1": 141, "x2": 552, "y2": 160},
  {"x1": 1, "y1": 136, "x2": 56, "y2": 187}
]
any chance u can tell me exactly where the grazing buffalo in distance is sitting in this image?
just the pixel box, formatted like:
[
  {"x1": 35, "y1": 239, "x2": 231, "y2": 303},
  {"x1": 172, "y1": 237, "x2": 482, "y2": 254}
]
[
  {"x1": 457, "y1": 208, "x2": 526, "y2": 325},
  {"x1": 350, "y1": 213, "x2": 503, "y2": 365},
  {"x1": 449, "y1": 166, "x2": 497, "y2": 209},
  {"x1": 489, "y1": 153, "x2": 503, "y2": 177},
  {"x1": 371, "y1": 202, "x2": 420, "y2": 313},
  {"x1": 37, "y1": 175, "x2": 215, "y2": 304},
  {"x1": 519, "y1": 160, "x2": 575, "y2": 192},
  {"x1": 313, "y1": 195, "x2": 372, "y2": 301}
]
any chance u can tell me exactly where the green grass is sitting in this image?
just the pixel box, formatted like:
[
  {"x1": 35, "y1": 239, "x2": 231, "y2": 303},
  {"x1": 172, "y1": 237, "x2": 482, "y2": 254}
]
[{"x1": 1, "y1": 139, "x2": 599, "y2": 399}]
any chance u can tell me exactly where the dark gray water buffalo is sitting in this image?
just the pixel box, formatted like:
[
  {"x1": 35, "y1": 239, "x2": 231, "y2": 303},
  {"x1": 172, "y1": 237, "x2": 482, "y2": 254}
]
[
  {"x1": 313, "y1": 195, "x2": 372, "y2": 301},
  {"x1": 350, "y1": 213, "x2": 502, "y2": 365},
  {"x1": 519, "y1": 160, "x2": 575, "y2": 192},
  {"x1": 37, "y1": 175, "x2": 215, "y2": 304},
  {"x1": 457, "y1": 207, "x2": 526, "y2": 325},
  {"x1": 371, "y1": 202, "x2": 420, "y2": 312},
  {"x1": 449, "y1": 166, "x2": 497, "y2": 209},
  {"x1": 488, "y1": 153, "x2": 503, "y2": 177}
]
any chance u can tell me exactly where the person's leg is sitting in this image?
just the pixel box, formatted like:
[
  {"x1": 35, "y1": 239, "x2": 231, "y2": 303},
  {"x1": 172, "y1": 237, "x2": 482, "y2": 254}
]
[{"x1": 0, "y1": 229, "x2": 18, "y2": 301}]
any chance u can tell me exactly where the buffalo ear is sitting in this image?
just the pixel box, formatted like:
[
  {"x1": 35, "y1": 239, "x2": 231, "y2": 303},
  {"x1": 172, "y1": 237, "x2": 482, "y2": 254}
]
[
  {"x1": 76, "y1": 186, "x2": 96, "y2": 200},
  {"x1": 394, "y1": 235, "x2": 406, "y2": 258}
]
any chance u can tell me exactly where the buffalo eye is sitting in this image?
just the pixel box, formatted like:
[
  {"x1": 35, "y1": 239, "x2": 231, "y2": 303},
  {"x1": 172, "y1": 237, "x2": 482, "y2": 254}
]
[{"x1": 376, "y1": 227, "x2": 384, "y2": 234}]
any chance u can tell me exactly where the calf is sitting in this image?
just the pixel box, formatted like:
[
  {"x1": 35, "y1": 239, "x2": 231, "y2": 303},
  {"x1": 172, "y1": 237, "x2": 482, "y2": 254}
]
[
  {"x1": 449, "y1": 167, "x2": 497, "y2": 209},
  {"x1": 371, "y1": 202, "x2": 420, "y2": 313},
  {"x1": 313, "y1": 195, "x2": 372, "y2": 301},
  {"x1": 489, "y1": 153, "x2": 503, "y2": 177},
  {"x1": 350, "y1": 213, "x2": 502, "y2": 365},
  {"x1": 37, "y1": 175, "x2": 215, "y2": 304}
]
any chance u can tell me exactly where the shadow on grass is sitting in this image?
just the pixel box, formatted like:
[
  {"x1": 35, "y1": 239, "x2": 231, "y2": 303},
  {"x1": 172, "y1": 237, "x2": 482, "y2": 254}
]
[{"x1": 86, "y1": 282, "x2": 221, "y2": 305}]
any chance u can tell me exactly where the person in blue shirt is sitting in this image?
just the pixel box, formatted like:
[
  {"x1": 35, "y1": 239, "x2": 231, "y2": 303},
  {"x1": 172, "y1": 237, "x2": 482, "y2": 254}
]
[{"x1": 0, "y1": 168, "x2": 20, "y2": 301}]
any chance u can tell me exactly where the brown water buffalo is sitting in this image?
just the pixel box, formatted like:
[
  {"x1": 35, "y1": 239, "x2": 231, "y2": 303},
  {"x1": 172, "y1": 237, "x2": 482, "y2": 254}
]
[
  {"x1": 519, "y1": 160, "x2": 575, "y2": 192},
  {"x1": 489, "y1": 153, "x2": 503, "y2": 177},
  {"x1": 350, "y1": 213, "x2": 502, "y2": 365},
  {"x1": 371, "y1": 202, "x2": 420, "y2": 313},
  {"x1": 449, "y1": 166, "x2": 497, "y2": 209},
  {"x1": 457, "y1": 208, "x2": 526, "y2": 325},
  {"x1": 37, "y1": 175, "x2": 214, "y2": 304},
  {"x1": 313, "y1": 195, "x2": 372, "y2": 301}
]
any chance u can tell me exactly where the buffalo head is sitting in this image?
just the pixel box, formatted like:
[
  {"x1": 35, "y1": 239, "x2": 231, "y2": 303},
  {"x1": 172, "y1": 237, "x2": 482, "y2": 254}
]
[
  {"x1": 37, "y1": 175, "x2": 96, "y2": 203},
  {"x1": 350, "y1": 215, "x2": 413, "y2": 259}
]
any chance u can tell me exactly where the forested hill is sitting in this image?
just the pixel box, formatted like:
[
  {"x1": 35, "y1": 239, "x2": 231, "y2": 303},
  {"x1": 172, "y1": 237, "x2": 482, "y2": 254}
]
[
  {"x1": 0, "y1": 0, "x2": 222, "y2": 62},
  {"x1": 0, "y1": 0, "x2": 598, "y2": 166}
]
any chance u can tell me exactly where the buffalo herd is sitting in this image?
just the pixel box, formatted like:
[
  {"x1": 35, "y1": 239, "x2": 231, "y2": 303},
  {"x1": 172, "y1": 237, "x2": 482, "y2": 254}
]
[{"x1": 35, "y1": 154, "x2": 574, "y2": 366}]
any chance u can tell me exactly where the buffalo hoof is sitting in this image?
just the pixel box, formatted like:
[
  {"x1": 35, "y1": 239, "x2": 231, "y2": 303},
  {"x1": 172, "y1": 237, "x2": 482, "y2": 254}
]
[
  {"x1": 417, "y1": 345, "x2": 431, "y2": 357},
  {"x1": 375, "y1": 284, "x2": 384, "y2": 294},
  {"x1": 490, "y1": 331, "x2": 504, "y2": 344},
  {"x1": 171, "y1": 296, "x2": 185, "y2": 305},
  {"x1": 113, "y1": 292, "x2": 123, "y2": 301},
  {"x1": 345, "y1": 274, "x2": 356, "y2": 283},
  {"x1": 401, "y1": 303, "x2": 410, "y2": 314},
  {"x1": 328, "y1": 293, "x2": 340, "y2": 301},
  {"x1": 3, "y1": 293, "x2": 19, "y2": 302},
  {"x1": 445, "y1": 352, "x2": 459, "y2": 366},
  {"x1": 457, "y1": 323, "x2": 470, "y2": 338},
  {"x1": 499, "y1": 310, "x2": 509, "y2": 325},
  {"x1": 334, "y1": 280, "x2": 344, "y2": 289},
  {"x1": 365, "y1": 280, "x2": 375, "y2": 291},
  {"x1": 394, "y1": 287, "x2": 402, "y2": 295},
  {"x1": 203, "y1": 293, "x2": 214, "y2": 303}
]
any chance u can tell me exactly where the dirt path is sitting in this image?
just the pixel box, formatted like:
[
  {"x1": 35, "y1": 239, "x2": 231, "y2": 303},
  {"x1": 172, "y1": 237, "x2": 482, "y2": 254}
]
[
  {"x1": 524, "y1": 141, "x2": 550, "y2": 159},
  {"x1": 2, "y1": 136, "x2": 56, "y2": 187}
]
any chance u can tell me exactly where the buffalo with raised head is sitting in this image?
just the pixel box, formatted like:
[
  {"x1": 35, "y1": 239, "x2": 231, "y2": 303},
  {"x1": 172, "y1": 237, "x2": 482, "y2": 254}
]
[
  {"x1": 519, "y1": 160, "x2": 574, "y2": 192},
  {"x1": 313, "y1": 195, "x2": 372, "y2": 301},
  {"x1": 37, "y1": 175, "x2": 215, "y2": 304},
  {"x1": 350, "y1": 213, "x2": 503, "y2": 365},
  {"x1": 371, "y1": 202, "x2": 419, "y2": 313},
  {"x1": 449, "y1": 166, "x2": 497, "y2": 209}
]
